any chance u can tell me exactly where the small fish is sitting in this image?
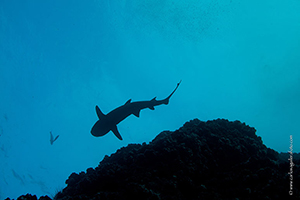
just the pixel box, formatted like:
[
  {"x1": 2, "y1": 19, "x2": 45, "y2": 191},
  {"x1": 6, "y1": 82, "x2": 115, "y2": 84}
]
[
  {"x1": 50, "y1": 131, "x2": 59, "y2": 145},
  {"x1": 11, "y1": 169, "x2": 25, "y2": 185}
]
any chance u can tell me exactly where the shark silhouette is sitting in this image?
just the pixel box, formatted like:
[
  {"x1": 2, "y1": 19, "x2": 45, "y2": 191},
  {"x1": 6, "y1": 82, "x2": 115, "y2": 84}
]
[{"x1": 91, "y1": 80, "x2": 181, "y2": 140}]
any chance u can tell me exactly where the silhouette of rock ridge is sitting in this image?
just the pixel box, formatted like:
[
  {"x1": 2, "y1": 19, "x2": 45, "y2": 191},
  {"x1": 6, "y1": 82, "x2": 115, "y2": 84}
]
[{"x1": 9, "y1": 119, "x2": 300, "y2": 200}]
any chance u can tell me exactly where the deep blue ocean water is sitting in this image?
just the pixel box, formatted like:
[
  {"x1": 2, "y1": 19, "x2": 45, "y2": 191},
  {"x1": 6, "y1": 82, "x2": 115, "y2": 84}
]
[{"x1": 0, "y1": 0, "x2": 299, "y2": 199}]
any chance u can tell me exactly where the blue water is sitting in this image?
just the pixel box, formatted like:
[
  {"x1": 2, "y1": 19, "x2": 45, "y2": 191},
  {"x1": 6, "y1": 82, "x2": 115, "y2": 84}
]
[{"x1": 0, "y1": 0, "x2": 299, "y2": 199}]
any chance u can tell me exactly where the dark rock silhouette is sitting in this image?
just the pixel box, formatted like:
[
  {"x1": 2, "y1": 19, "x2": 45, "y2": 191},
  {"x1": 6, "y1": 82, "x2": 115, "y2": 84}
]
[
  {"x1": 8, "y1": 119, "x2": 300, "y2": 199},
  {"x1": 5, "y1": 194, "x2": 51, "y2": 200}
]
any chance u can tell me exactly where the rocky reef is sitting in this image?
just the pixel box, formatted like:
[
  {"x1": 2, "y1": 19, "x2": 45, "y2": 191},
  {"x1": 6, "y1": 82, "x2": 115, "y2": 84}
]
[{"x1": 8, "y1": 119, "x2": 300, "y2": 199}]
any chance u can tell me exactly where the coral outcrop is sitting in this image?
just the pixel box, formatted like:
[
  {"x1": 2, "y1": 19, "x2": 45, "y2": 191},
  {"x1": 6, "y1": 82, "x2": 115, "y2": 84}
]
[{"x1": 9, "y1": 119, "x2": 300, "y2": 199}]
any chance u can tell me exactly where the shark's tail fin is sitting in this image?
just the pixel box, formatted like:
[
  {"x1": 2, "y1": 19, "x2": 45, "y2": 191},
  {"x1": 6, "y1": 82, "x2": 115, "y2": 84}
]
[
  {"x1": 165, "y1": 80, "x2": 181, "y2": 102},
  {"x1": 163, "y1": 98, "x2": 170, "y2": 105}
]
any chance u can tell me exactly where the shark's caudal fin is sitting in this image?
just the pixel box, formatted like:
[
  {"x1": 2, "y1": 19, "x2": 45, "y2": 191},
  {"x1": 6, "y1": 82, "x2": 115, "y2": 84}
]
[{"x1": 163, "y1": 80, "x2": 182, "y2": 104}]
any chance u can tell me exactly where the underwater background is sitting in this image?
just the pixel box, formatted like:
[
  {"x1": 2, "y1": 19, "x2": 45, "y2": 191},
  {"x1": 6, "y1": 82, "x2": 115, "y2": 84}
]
[{"x1": 0, "y1": 0, "x2": 299, "y2": 199}]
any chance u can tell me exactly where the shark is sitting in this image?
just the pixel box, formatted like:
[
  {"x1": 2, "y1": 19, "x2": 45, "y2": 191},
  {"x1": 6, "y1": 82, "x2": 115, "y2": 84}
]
[{"x1": 91, "y1": 80, "x2": 181, "y2": 140}]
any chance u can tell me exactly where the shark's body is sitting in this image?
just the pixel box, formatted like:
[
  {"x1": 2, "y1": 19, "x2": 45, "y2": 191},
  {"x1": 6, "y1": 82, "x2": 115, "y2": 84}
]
[{"x1": 91, "y1": 81, "x2": 181, "y2": 140}]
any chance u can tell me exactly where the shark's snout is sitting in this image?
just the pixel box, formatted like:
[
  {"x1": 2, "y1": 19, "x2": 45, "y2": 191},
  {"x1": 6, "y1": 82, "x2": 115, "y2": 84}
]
[
  {"x1": 90, "y1": 125, "x2": 98, "y2": 137},
  {"x1": 91, "y1": 120, "x2": 110, "y2": 137}
]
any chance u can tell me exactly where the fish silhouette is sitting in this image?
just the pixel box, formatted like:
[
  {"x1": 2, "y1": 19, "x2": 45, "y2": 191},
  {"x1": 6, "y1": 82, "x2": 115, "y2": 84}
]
[
  {"x1": 91, "y1": 81, "x2": 181, "y2": 140},
  {"x1": 50, "y1": 131, "x2": 59, "y2": 145}
]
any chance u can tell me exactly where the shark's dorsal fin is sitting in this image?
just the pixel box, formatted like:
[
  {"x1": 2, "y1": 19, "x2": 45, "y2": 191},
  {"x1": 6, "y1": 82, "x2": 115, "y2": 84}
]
[
  {"x1": 148, "y1": 97, "x2": 156, "y2": 110},
  {"x1": 96, "y1": 106, "x2": 105, "y2": 119},
  {"x1": 111, "y1": 125, "x2": 123, "y2": 140},
  {"x1": 125, "y1": 99, "x2": 131, "y2": 105},
  {"x1": 133, "y1": 110, "x2": 140, "y2": 117}
]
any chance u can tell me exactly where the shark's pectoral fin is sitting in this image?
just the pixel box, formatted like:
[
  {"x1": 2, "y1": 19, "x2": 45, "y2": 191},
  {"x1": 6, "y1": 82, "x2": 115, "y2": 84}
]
[
  {"x1": 133, "y1": 110, "x2": 140, "y2": 117},
  {"x1": 111, "y1": 126, "x2": 123, "y2": 140},
  {"x1": 125, "y1": 99, "x2": 132, "y2": 105},
  {"x1": 96, "y1": 106, "x2": 105, "y2": 119}
]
